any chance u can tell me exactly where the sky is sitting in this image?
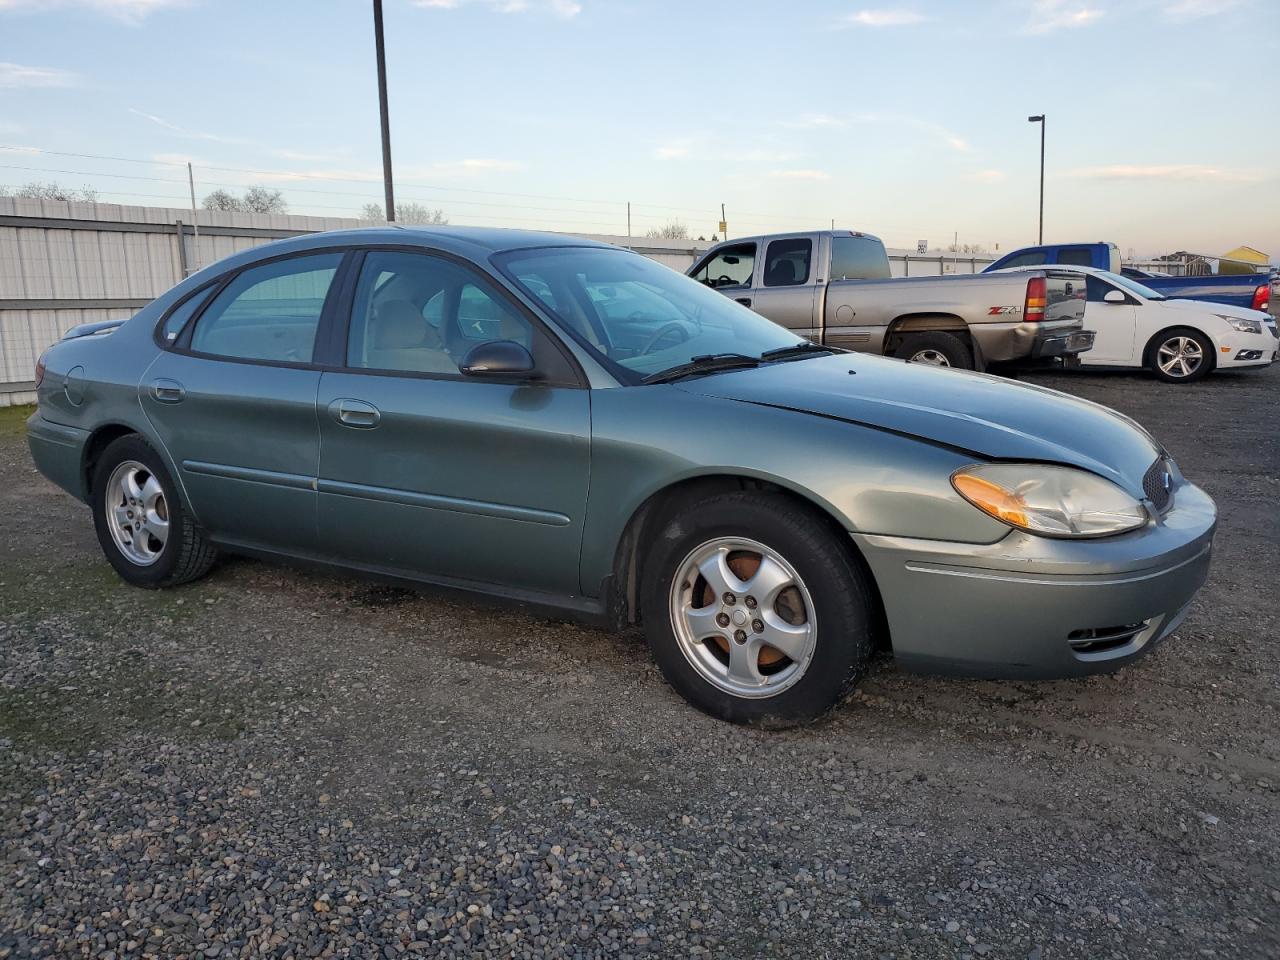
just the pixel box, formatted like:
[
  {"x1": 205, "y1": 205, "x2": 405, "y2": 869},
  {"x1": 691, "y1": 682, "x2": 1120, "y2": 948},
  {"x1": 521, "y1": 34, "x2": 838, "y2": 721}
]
[{"x1": 0, "y1": 0, "x2": 1276, "y2": 259}]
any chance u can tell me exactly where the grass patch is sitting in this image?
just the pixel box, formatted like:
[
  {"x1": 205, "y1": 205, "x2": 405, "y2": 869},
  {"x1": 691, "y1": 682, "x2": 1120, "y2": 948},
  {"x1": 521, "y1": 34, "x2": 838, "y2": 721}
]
[{"x1": 0, "y1": 403, "x2": 34, "y2": 437}]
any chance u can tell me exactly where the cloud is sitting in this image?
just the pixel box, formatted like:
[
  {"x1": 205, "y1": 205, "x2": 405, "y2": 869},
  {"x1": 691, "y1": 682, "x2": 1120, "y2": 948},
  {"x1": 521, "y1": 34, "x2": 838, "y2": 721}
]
[
  {"x1": 972, "y1": 169, "x2": 1007, "y2": 182},
  {"x1": 0, "y1": 62, "x2": 77, "y2": 88},
  {"x1": 412, "y1": 0, "x2": 581, "y2": 16},
  {"x1": 1163, "y1": 0, "x2": 1241, "y2": 20},
  {"x1": 129, "y1": 108, "x2": 245, "y2": 144},
  {"x1": 0, "y1": 0, "x2": 185, "y2": 23},
  {"x1": 850, "y1": 112, "x2": 971, "y2": 152},
  {"x1": 1023, "y1": 0, "x2": 1103, "y2": 34},
  {"x1": 767, "y1": 169, "x2": 831, "y2": 181},
  {"x1": 1067, "y1": 164, "x2": 1263, "y2": 182},
  {"x1": 653, "y1": 142, "x2": 691, "y2": 160},
  {"x1": 787, "y1": 113, "x2": 846, "y2": 129},
  {"x1": 840, "y1": 8, "x2": 927, "y2": 26}
]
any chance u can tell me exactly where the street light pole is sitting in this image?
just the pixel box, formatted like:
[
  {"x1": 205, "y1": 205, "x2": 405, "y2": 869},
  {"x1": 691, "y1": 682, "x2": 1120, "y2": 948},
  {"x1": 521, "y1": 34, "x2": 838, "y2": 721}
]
[
  {"x1": 373, "y1": 0, "x2": 396, "y2": 222},
  {"x1": 1028, "y1": 114, "x2": 1045, "y2": 244}
]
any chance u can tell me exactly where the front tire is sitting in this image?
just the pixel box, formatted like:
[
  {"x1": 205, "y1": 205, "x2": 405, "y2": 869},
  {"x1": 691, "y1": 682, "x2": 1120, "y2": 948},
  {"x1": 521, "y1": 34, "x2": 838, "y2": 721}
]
[
  {"x1": 1147, "y1": 328, "x2": 1213, "y2": 383},
  {"x1": 91, "y1": 434, "x2": 217, "y2": 588},
  {"x1": 640, "y1": 492, "x2": 874, "y2": 726}
]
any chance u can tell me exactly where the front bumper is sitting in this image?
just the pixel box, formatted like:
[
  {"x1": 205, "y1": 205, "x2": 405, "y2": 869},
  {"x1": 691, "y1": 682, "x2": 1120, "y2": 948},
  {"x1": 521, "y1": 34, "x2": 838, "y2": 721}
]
[
  {"x1": 27, "y1": 412, "x2": 91, "y2": 502},
  {"x1": 853, "y1": 480, "x2": 1216, "y2": 679}
]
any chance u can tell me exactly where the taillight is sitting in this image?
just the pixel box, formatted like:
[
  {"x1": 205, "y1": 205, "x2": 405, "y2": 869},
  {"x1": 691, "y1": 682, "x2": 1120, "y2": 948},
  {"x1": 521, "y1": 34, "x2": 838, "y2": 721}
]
[
  {"x1": 34, "y1": 350, "x2": 48, "y2": 388},
  {"x1": 1251, "y1": 284, "x2": 1270, "y2": 313},
  {"x1": 1024, "y1": 276, "x2": 1047, "y2": 322}
]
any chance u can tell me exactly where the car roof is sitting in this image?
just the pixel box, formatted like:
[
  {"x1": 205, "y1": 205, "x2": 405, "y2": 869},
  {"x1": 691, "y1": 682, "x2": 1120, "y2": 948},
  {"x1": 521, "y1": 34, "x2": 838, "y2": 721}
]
[{"x1": 302, "y1": 225, "x2": 618, "y2": 255}]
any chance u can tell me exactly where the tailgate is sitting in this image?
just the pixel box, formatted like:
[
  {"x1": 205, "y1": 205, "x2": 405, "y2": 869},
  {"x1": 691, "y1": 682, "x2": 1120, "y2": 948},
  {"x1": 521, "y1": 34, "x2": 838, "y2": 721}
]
[{"x1": 1043, "y1": 270, "x2": 1087, "y2": 325}]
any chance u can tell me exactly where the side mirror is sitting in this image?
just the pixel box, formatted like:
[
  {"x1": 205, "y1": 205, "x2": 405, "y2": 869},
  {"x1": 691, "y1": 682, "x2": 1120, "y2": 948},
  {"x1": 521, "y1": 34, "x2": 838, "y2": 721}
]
[
  {"x1": 1103, "y1": 289, "x2": 1126, "y2": 304},
  {"x1": 459, "y1": 340, "x2": 536, "y2": 377}
]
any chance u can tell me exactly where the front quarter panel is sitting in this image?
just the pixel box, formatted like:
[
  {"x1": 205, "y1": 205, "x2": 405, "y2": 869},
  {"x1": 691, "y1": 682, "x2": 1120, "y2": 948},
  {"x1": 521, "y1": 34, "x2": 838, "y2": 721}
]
[{"x1": 579, "y1": 384, "x2": 1009, "y2": 593}]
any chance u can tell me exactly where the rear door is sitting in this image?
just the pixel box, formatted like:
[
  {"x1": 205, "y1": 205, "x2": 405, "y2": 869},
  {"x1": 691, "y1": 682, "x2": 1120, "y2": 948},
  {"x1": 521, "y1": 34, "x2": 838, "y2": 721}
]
[
  {"x1": 749, "y1": 234, "x2": 821, "y2": 338},
  {"x1": 141, "y1": 251, "x2": 345, "y2": 553},
  {"x1": 1081, "y1": 274, "x2": 1139, "y2": 363},
  {"x1": 314, "y1": 248, "x2": 591, "y2": 595},
  {"x1": 823, "y1": 234, "x2": 892, "y2": 346}
]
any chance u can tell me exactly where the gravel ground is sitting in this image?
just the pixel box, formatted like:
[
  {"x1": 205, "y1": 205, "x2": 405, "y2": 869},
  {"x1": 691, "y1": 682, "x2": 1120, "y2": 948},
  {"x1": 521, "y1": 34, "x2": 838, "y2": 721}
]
[{"x1": 1, "y1": 364, "x2": 1278, "y2": 959}]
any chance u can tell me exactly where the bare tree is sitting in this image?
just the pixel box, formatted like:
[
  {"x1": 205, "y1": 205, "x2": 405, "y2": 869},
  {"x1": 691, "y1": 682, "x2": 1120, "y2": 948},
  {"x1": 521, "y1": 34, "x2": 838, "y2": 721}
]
[
  {"x1": 11, "y1": 181, "x2": 99, "y2": 202},
  {"x1": 361, "y1": 202, "x2": 448, "y2": 225},
  {"x1": 645, "y1": 220, "x2": 690, "y2": 240},
  {"x1": 202, "y1": 185, "x2": 288, "y2": 214}
]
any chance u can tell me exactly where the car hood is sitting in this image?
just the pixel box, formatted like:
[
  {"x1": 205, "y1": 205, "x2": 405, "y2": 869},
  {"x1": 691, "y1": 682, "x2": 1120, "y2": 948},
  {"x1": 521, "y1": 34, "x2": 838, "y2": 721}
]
[
  {"x1": 677, "y1": 353, "x2": 1162, "y2": 494},
  {"x1": 1162, "y1": 299, "x2": 1270, "y2": 323}
]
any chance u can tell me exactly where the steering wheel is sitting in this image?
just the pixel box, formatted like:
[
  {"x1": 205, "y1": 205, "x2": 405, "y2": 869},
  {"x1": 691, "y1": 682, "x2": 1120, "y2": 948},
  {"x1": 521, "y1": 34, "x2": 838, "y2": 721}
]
[
  {"x1": 637, "y1": 321, "x2": 690, "y2": 356},
  {"x1": 715, "y1": 275, "x2": 735, "y2": 287}
]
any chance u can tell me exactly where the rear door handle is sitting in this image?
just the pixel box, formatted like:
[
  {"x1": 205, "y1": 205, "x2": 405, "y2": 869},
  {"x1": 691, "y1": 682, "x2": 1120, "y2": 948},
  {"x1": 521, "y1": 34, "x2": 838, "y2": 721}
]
[
  {"x1": 735, "y1": 297, "x2": 752, "y2": 307},
  {"x1": 150, "y1": 379, "x2": 186, "y2": 403},
  {"x1": 328, "y1": 398, "x2": 380, "y2": 429}
]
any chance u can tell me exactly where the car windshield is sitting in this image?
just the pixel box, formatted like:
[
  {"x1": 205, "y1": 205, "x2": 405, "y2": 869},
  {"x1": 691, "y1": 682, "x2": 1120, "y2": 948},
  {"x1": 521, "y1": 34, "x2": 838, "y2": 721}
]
[
  {"x1": 1101, "y1": 271, "x2": 1165, "y2": 301},
  {"x1": 494, "y1": 246, "x2": 807, "y2": 382}
]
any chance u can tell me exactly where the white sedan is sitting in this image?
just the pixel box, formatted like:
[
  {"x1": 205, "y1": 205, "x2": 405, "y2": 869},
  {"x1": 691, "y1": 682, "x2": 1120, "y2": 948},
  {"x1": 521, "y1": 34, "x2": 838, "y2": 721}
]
[{"x1": 995, "y1": 265, "x2": 1278, "y2": 383}]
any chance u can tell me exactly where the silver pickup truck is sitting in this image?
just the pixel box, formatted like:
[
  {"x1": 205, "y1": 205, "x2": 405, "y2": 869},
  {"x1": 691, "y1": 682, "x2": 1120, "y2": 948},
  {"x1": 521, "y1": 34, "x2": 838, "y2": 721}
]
[{"x1": 688, "y1": 230, "x2": 1093, "y2": 370}]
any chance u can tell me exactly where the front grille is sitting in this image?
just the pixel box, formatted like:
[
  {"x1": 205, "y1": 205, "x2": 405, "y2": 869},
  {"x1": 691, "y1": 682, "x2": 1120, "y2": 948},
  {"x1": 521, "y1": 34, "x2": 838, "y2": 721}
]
[
  {"x1": 1143, "y1": 457, "x2": 1172, "y2": 512},
  {"x1": 1068, "y1": 623, "x2": 1148, "y2": 654}
]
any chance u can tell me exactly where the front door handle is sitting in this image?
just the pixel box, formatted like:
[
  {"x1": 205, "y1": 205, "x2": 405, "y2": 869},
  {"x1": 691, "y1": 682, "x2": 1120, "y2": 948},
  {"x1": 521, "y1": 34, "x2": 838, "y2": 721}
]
[
  {"x1": 328, "y1": 398, "x2": 380, "y2": 429},
  {"x1": 150, "y1": 379, "x2": 186, "y2": 404},
  {"x1": 735, "y1": 297, "x2": 752, "y2": 307}
]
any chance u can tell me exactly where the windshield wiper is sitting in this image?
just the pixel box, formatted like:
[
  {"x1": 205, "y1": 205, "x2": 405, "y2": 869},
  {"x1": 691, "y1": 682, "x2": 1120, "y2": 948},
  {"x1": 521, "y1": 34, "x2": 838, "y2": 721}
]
[
  {"x1": 759, "y1": 342, "x2": 842, "y2": 362},
  {"x1": 642, "y1": 353, "x2": 761, "y2": 384}
]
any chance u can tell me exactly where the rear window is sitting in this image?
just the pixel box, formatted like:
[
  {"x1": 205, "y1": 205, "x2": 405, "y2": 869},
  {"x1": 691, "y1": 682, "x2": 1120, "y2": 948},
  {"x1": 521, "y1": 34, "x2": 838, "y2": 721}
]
[
  {"x1": 830, "y1": 236, "x2": 890, "y2": 281},
  {"x1": 1056, "y1": 247, "x2": 1093, "y2": 267}
]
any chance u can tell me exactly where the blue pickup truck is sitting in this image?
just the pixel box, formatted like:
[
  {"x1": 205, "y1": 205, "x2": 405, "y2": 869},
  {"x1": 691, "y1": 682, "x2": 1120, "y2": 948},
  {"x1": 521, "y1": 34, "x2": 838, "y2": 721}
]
[{"x1": 985, "y1": 242, "x2": 1273, "y2": 313}]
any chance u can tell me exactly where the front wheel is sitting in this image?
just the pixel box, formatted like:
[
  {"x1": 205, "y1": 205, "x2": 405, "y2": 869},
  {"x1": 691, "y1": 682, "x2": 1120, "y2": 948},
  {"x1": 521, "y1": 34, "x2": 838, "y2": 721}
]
[
  {"x1": 91, "y1": 434, "x2": 218, "y2": 588},
  {"x1": 1147, "y1": 328, "x2": 1213, "y2": 383},
  {"x1": 640, "y1": 493, "x2": 874, "y2": 726}
]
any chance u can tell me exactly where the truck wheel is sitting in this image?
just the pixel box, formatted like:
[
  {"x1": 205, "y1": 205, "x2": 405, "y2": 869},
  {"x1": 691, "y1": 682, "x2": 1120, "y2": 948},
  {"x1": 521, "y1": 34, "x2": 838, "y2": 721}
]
[
  {"x1": 1146, "y1": 328, "x2": 1214, "y2": 383},
  {"x1": 896, "y1": 331, "x2": 973, "y2": 370},
  {"x1": 640, "y1": 492, "x2": 875, "y2": 726}
]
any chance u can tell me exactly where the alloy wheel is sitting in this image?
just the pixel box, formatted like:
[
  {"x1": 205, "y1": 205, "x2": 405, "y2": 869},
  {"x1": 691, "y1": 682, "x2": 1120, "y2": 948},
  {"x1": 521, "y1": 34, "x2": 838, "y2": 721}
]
[
  {"x1": 1156, "y1": 336, "x2": 1203, "y2": 379},
  {"x1": 104, "y1": 460, "x2": 169, "y2": 566},
  {"x1": 668, "y1": 537, "x2": 817, "y2": 699}
]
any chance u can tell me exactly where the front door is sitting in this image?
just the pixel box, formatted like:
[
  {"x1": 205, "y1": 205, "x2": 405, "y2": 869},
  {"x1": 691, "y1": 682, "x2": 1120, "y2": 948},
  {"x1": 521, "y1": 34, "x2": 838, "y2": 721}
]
[
  {"x1": 1082, "y1": 274, "x2": 1139, "y2": 364},
  {"x1": 315, "y1": 249, "x2": 591, "y2": 596},
  {"x1": 689, "y1": 241, "x2": 759, "y2": 313},
  {"x1": 748, "y1": 234, "x2": 821, "y2": 339},
  {"x1": 141, "y1": 251, "x2": 345, "y2": 552}
]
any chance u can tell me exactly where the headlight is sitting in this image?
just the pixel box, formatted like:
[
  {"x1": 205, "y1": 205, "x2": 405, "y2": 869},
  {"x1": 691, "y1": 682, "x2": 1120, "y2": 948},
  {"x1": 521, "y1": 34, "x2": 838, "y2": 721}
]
[
  {"x1": 1218, "y1": 315, "x2": 1263, "y2": 334},
  {"x1": 951, "y1": 464, "x2": 1148, "y2": 538}
]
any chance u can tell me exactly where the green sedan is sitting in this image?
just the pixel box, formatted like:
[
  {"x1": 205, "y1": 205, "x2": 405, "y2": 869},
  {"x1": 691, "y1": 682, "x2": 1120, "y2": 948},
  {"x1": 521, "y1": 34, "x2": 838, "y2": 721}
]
[{"x1": 27, "y1": 228, "x2": 1216, "y2": 725}]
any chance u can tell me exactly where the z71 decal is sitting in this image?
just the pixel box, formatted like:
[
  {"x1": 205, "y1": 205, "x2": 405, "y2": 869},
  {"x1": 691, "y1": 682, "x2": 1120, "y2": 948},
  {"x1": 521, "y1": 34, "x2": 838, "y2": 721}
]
[{"x1": 987, "y1": 305, "x2": 1022, "y2": 316}]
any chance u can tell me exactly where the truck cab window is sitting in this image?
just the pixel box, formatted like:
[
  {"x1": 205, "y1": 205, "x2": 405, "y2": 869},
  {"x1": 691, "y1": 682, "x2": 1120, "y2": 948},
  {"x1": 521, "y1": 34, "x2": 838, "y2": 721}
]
[
  {"x1": 830, "y1": 236, "x2": 891, "y2": 281},
  {"x1": 763, "y1": 238, "x2": 812, "y2": 287},
  {"x1": 1057, "y1": 247, "x2": 1093, "y2": 267},
  {"x1": 691, "y1": 243, "x2": 756, "y2": 289}
]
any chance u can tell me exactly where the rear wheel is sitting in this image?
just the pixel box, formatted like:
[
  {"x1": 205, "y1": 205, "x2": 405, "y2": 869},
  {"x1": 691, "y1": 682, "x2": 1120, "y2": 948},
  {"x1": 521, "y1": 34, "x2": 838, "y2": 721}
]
[
  {"x1": 895, "y1": 331, "x2": 973, "y2": 370},
  {"x1": 1147, "y1": 328, "x2": 1213, "y2": 383},
  {"x1": 91, "y1": 435, "x2": 217, "y2": 588},
  {"x1": 640, "y1": 492, "x2": 874, "y2": 726}
]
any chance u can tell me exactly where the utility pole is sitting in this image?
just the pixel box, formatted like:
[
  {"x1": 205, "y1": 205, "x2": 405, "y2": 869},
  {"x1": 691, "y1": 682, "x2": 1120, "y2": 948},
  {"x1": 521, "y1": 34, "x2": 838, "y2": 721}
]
[
  {"x1": 1028, "y1": 114, "x2": 1045, "y2": 244},
  {"x1": 719, "y1": 202, "x2": 727, "y2": 242},
  {"x1": 373, "y1": 0, "x2": 396, "y2": 222},
  {"x1": 187, "y1": 162, "x2": 201, "y2": 273}
]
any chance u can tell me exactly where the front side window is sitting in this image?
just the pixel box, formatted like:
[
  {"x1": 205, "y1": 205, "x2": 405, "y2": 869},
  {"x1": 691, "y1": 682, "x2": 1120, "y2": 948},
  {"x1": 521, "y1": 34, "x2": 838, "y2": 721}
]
[
  {"x1": 497, "y1": 246, "x2": 804, "y2": 382},
  {"x1": 190, "y1": 253, "x2": 342, "y2": 363},
  {"x1": 830, "y1": 236, "x2": 891, "y2": 281},
  {"x1": 762, "y1": 238, "x2": 812, "y2": 287},
  {"x1": 691, "y1": 243, "x2": 756, "y2": 289},
  {"x1": 347, "y1": 250, "x2": 531, "y2": 376}
]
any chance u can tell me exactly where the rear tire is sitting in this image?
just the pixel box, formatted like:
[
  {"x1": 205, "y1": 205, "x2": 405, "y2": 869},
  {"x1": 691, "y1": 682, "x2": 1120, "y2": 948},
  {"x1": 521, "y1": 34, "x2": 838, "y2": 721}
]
[
  {"x1": 91, "y1": 434, "x2": 217, "y2": 588},
  {"x1": 1146, "y1": 328, "x2": 1214, "y2": 383},
  {"x1": 895, "y1": 331, "x2": 974, "y2": 370},
  {"x1": 640, "y1": 492, "x2": 874, "y2": 726}
]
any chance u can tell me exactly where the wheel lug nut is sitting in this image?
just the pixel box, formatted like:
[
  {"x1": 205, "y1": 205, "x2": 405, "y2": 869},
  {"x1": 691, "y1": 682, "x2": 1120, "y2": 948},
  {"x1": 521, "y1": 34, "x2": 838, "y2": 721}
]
[
  {"x1": 716, "y1": 612, "x2": 730, "y2": 628},
  {"x1": 733, "y1": 629, "x2": 747, "y2": 644},
  {"x1": 744, "y1": 595, "x2": 757, "y2": 609},
  {"x1": 752, "y1": 619, "x2": 764, "y2": 634},
  {"x1": 722, "y1": 593, "x2": 736, "y2": 605}
]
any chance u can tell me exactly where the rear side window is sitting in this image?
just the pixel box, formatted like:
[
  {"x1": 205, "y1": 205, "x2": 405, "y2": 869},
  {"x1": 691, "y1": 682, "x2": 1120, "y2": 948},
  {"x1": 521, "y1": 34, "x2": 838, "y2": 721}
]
[
  {"x1": 159, "y1": 285, "x2": 215, "y2": 344},
  {"x1": 1057, "y1": 247, "x2": 1093, "y2": 267},
  {"x1": 830, "y1": 236, "x2": 890, "y2": 281},
  {"x1": 190, "y1": 253, "x2": 342, "y2": 364},
  {"x1": 691, "y1": 243, "x2": 756, "y2": 289},
  {"x1": 998, "y1": 251, "x2": 1047, "y2": 269},
  {"x1": 763, "y1": 238, "x2": 812, "y2": 287}
]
